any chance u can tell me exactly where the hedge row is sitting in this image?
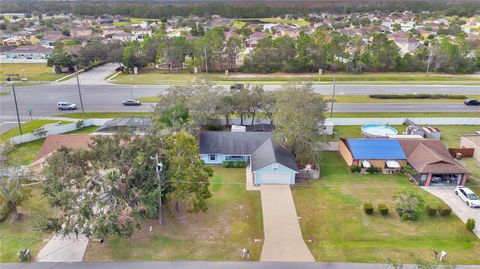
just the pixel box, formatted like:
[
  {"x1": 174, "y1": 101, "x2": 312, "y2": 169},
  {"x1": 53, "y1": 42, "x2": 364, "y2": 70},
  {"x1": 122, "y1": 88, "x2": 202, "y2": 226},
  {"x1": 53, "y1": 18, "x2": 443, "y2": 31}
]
[
  {"x1": 369, "y1": 94, "x2": 467, "y2": 100},
  {"x1": 223, "y1": 161, "x2": 246, "y2": 168}
]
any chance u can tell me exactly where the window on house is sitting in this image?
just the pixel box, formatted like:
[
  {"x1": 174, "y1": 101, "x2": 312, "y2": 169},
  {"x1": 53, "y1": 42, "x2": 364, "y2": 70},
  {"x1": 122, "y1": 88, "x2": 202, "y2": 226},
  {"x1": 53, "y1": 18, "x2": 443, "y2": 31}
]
[{"x1": 209, "y1": 154, "x2": 216, "y2": 161}]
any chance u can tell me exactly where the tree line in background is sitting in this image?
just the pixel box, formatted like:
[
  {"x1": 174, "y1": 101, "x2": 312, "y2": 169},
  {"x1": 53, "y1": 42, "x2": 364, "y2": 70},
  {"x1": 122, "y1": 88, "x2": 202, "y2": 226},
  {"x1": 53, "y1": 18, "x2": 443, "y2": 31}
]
[
  {"x1": 2, "y1": 1, "x2": 480, "y2": 19},
  {"x1": 50, "y1": 25, "x2": 480, "y2": 74}
]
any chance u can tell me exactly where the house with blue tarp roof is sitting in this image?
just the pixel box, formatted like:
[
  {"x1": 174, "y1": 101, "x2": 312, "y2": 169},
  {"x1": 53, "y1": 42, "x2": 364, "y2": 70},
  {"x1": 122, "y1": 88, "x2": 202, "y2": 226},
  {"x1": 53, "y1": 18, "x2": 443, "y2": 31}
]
[{"x1": 339, "y1": 138, "x2": 407, "y2": 173}]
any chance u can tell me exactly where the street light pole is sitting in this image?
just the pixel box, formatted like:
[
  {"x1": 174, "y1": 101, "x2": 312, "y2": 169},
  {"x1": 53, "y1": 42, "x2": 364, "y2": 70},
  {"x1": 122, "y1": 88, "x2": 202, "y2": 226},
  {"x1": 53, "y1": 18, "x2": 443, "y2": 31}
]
[
  {"x1": 6, "y1": 74, "x2": 22, "y2": 135},
  {"x1": 330, "y1": 73, "x2": 336, "y2": 118},
  {"x1": 76, "y1": 75, "x2": 85, "y2": 113},
  {"x1": 11, "y1": 82, "x2": 22, "y2": 135}
]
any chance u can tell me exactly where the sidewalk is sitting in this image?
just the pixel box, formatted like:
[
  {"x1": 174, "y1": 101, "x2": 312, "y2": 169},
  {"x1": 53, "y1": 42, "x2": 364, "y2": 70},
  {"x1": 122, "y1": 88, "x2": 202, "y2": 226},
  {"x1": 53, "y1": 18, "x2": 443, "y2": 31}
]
[{"x1": 36, "y1": 234, "x2": 89, "y2": 262}]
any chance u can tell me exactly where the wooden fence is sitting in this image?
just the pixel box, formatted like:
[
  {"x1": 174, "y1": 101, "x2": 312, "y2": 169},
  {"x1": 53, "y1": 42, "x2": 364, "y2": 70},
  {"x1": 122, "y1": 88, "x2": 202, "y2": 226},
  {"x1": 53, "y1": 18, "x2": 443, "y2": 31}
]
[{"x1": 449, "y1": 148, "x2": 474, "y2": 158}]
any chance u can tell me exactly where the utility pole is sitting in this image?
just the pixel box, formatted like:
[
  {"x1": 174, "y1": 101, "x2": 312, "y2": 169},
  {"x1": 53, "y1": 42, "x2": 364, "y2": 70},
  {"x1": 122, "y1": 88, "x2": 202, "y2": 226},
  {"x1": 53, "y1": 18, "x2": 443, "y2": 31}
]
[
  {"x1": 426, "y1": 51, "x2": 433, "y2": 77},
  {"x1": 6, "y1": 74, "x2": 22, "y2": 135},
  {"x1": 204, "y1": 46, "x2": 208, "y2": 77},
  {"x1": 76, "y1": 75, "x2": 85, "y2": 113},
  {"x1": 152, "y1": 154, "x2": 164, "y2": 225},
  {"x1": 330, "y1": 73, "x2": 336, "y2": 118}
]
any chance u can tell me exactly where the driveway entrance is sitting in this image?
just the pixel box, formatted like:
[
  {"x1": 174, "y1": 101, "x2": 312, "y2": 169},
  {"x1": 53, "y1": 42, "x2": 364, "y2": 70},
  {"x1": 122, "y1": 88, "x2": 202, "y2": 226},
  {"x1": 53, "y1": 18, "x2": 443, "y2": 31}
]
[
  {"x1": 422, "y1": 186, "x2": 480, "y2": 238},
  {"x1": 260, "y1": 185, "x2": 314, "y2": 262}
]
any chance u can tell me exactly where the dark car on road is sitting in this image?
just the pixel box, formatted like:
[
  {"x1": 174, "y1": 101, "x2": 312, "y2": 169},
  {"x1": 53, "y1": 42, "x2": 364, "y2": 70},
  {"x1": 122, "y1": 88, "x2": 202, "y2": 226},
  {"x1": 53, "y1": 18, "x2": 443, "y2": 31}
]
[
  {"x1": 122, "y1": 99, "x2": 142, "y2": 106},
  {"x1": 464, "y1": 99, "x2": 480, "y2": 106},
  {"x1": 230, "y1": 83, "x2": 244, "y2": 90}
]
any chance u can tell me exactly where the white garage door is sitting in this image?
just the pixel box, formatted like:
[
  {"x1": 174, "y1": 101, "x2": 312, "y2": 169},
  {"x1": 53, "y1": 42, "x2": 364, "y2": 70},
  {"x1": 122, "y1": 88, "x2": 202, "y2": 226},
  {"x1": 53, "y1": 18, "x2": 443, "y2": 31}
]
[{"x1": 259, "y1": 172, "x2": 291, "y2": 185}]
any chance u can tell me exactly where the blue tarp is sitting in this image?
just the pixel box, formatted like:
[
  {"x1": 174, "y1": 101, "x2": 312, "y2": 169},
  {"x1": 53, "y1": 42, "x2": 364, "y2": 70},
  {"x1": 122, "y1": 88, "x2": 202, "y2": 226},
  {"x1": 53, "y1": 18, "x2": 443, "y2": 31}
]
[{"x1": 347, "y1": 139, "x2": 407, "y2": 160}]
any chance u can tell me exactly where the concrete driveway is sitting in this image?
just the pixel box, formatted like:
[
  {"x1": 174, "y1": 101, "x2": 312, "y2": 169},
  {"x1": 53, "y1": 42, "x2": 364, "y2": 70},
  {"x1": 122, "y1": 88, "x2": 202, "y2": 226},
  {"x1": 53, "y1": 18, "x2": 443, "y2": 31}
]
[
  {"x1": 260, "y1": 185, "x2": 314, "y2": 262},
  {"x1": 422, "y1": 186, "x2": 480, "y2": 238},
  {"x1": 36, "y1": 234, "x2": 89, "y2": 262}
]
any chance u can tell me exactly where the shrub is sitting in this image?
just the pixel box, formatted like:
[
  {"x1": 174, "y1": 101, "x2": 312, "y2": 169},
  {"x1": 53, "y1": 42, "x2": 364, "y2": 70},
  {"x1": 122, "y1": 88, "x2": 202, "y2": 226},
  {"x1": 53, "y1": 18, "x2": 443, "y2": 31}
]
[
  {"x1": 223, "y1": 161, "x2": 246, "y2": 168},
  {"x1": 466, "y1": 218, "x2": 475, "y2": 232},
  {"x1": 369, "y1": 94, "x2": 467, "y2": 100},
  {"x1": 395, "y1": 192, "x2": 424, "y2": 221},
  {"x1": 364, "y1": 203, "x2": 374, "y2": 215},
  {"x1": 0, "y1": 204, "x2": 10, "y2": 222},
  {"x1": 350, "y1": 166, "x2": 360, "y2": 173},
  {"x1": 438, "y1": 205, "x2": 452, "y2": 216},
  {"x1": 378, "y1": 204, "x2": 389, "y2": 216},
  {"x1": 366, "y1": 167, "x2": 376, "y2": 174},
  {"x1": 426, "y1": 204, "x2": 437, "y2": 216}
]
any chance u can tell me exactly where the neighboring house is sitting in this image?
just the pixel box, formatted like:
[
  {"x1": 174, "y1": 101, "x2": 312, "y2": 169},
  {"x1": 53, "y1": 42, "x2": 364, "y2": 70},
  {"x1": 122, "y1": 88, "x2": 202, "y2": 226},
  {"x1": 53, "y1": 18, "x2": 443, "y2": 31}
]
[
  {"x1": 131, "y1": 27, "x2": 152, "y2": 40},
  {"x1": 246, "y1": 32, "x2": 267, "y2": 48},
  {"x1": 95, "y1": 117, "x2": 152, "y2": 134},
  {"x1": 2, "y1": 37, "x2": 22, "y2": 46},
  {"x1": 3, "y1": 46, "x2": 53, "y2": 59},
  {"x1": 31, "y1": 134, "x2": 94, "y2": 167},
  {"x1": 41, "y1": 34, "x2": 66, "y2": 48},
  {"x1": 398, "y1": 139, "x2": 469, "y2": 186},
  {"x1": 339, "y1": 139, "x2": 407, "y2": 173},
  {"x1": 101, "y1": 25, "x2": 125, "y2": 38},
  {"x1": 112, "y1": 32, "x2": 136, "y2": 42},
  {"x1": 460, "y1": 135, "x2": 480, "y2": 162},
  {"x1": 71, "y1": 27, "x2": 93, "y2": 38},
  {"x1": 199, "y1": 131, "x2": 298, "y2": 185},
  {"x1": 393, "y1": 37, "x2": 420, "y2": 55}
]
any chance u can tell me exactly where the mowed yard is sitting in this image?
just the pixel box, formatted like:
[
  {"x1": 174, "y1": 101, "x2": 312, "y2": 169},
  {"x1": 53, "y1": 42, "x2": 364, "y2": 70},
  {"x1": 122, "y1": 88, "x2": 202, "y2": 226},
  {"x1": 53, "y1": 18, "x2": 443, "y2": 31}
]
[
  {"x1": 84, "y1": 167, "x2": 263, "y2": 261},
  {"x1": 0, "y1": 64, "x2": 64, "y2": 82},
  {"x1": 292, "y1": 152, "x2": 480, "y2": 264}
]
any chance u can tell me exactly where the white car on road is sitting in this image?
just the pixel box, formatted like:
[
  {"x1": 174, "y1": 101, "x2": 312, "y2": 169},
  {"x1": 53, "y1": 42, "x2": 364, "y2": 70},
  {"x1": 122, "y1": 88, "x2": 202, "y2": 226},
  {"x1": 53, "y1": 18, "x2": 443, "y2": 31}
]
[
  {"x1": 455, "y1": 186, "x2": 480, "y2": 208},
  {"x1": 57, "y1": 102, "x2": 77, "y2": 110}
]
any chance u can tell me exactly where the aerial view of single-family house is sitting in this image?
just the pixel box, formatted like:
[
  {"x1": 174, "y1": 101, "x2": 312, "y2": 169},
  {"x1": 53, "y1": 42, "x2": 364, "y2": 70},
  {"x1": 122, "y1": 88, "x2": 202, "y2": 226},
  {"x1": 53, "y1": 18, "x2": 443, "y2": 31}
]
[
  {"x1": 199, "y1": 131, "x2": 298, "y2": 185},
  {"x1": 131, "y1": 27, "x2": 152, "y2": 40},
  {"x1": 71, "y1": 27, "x2": 93, "y2": 38},
  {"x1": 3, "y1": 46, "x2": 53, "y2": 60},
  {"x1": 339, "y1": 138, "x2": 407, "y2": 173}
]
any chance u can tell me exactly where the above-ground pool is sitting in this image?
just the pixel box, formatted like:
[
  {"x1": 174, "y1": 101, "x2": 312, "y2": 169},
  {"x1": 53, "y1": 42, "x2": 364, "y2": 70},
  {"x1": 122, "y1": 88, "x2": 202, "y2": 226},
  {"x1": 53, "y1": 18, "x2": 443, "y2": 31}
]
[{"x1": 361, "y1": 124, "x2": 398, "y2": 138}]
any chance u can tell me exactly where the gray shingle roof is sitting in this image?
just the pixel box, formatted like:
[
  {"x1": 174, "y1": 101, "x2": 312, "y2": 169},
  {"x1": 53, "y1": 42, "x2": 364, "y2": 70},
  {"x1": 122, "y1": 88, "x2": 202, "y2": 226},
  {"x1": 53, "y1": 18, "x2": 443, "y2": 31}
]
[
  {"x1": 199, "y1": 131, "x2": 272, "y2": 155},
  {"x1": 251, "y1": 138, "x2": 298, "y2": 171},
  {"x1": 199, "y1": 131, "x2": 297, "y2": 172}
]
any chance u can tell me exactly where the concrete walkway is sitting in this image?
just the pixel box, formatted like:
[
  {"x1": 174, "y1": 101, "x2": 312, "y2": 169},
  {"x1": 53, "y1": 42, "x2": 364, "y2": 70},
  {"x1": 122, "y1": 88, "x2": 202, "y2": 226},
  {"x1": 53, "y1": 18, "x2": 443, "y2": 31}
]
[
  {"x1": 422, "y1": 186, "x2": 480, "y2": 238},
  {"x1": 260, "y1": 185, "x2": 314, "y2": 262},
  {"x1": 36, "y1": 234, "x2": 89, "y2": 262}
]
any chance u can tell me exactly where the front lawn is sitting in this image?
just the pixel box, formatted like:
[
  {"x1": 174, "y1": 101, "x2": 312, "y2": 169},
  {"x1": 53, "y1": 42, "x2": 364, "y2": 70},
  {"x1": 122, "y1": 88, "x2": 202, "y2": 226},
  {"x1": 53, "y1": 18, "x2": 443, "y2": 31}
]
[
  {"x1": 0, "y1": 186, "x2": 54, "y2": 262},
  {"x1": 292, "y1": 152, "x2": 480, "y2": 264},
  {"x1": 0, "y1": 64, "x2": 64, "y2": 83},
  {"x1": 0, "y1": 120, "x2": 71, "y2": 142},
  {"x1": 84, "y1": 167, "x2": 263, "y2": 261}
]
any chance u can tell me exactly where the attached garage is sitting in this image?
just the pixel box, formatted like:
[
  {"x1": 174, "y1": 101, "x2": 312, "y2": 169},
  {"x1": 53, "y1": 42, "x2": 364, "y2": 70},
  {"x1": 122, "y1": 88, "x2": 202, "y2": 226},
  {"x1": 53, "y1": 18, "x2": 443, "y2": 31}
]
[{"x1": 254, "y1": 169, "x2": 294, "y2": 185}]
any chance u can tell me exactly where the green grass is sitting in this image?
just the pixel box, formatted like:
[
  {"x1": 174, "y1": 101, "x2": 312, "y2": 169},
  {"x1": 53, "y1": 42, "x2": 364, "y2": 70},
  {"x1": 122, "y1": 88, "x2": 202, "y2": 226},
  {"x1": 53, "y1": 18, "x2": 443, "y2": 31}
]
[
  {"x1": 329, "y1": 125, "x2": 480, "y2": 148},
  {"x1": 459, "y1": 158, "x2": 480, "y2": 194},
  {"x1": 84, "y1": 167, "x2": 263, "y2": 261},
  {"x1": 0, "y1": 120, "x2": 71, "y2": 142},
  {"x1": 329, "y1": 112, "x2": 480, "y2": 118},
  {"x1": 137, "y1": 96, "x2": 160, "y2": 103},
  {"x1": 7, "y1": 139, "x2": 45, "y2": 165},
  {"x1": 56, "y1": 112, "x2": 152, "y2": 119},
  {"x1": 0, "y1": 186, "x2": 54, "y2": 262},
  {"x1": 292, "y1": 152, "x2": 480, "y2": 264},
  {"x1": 112, "y1": 68, "x2": 480, "y2": 85},
  {"x1": 0, "y1": 91, "x2": 10, "y2": 96},
  {"x1": 113, "y1": 17, "x2": 151, "y2": 27},
  {"x1": 0, "y1": 64, "x2": 64, "y2": 83},
  {"x1": 431, "y1": 125, "x2": 480, "y2": 148},
  {"x1": 331, "y1": 95, "x2": 480, "y2": 104}
]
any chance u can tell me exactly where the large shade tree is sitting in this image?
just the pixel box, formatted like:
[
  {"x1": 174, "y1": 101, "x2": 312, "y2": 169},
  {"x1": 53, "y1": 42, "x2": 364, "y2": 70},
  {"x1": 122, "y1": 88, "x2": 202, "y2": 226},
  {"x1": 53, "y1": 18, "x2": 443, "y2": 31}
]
[{"x1": 273, "y1": 84, "x2": 327, "y2": 164}]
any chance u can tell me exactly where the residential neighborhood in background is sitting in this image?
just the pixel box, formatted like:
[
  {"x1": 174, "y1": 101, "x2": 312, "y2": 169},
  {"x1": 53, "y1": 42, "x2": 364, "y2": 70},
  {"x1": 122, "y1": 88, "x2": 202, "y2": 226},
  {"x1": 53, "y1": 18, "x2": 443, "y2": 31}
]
[{"x1": 0, "y1": 1, "x2": 479, "y2": 269}]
